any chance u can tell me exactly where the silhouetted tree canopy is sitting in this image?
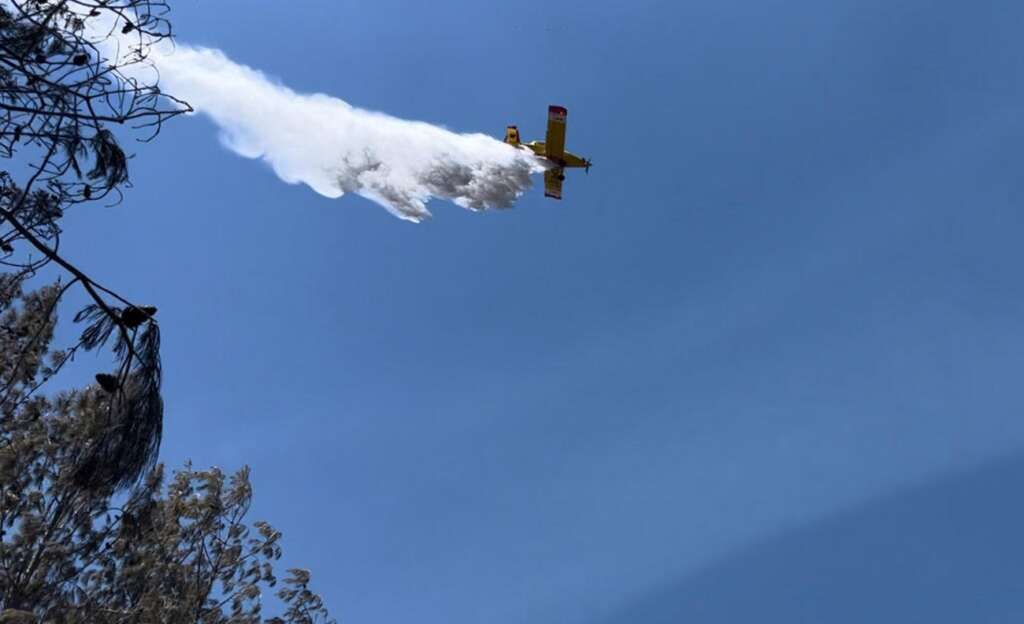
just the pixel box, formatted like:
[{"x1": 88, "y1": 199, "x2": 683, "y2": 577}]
[
  {"x1": 0, "y1": 6, "x2": 338, "y2": 621},
  {"x1": 0, "y1": 0, "x2": 191, "y2": 491},
  {"x1": 0, "y1": 280, "x2": 335, "y2": 623}
]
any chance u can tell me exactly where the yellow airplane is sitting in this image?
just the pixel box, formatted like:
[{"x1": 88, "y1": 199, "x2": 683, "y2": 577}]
[{"x1": 504, "y1": 105, "x2": 592, "y2": 200}]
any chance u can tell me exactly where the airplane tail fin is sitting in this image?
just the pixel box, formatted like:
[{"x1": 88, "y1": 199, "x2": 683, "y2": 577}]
[{"x1": 504, "y1": 125, "x2": 521, "y2": 145}]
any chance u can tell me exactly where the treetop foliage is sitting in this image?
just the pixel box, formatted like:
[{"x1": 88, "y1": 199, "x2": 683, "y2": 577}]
[
  {"x1": 0, "y1": 0, "x2": 192, "y2": 491},
  {"x1": 0, "y1": 278, "x2": 335, "y2": 622},
  {"x1": 0, "y1": 3, "x2": 337, "y2": 621}
]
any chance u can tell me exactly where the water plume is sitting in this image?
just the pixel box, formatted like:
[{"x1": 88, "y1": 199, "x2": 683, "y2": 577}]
[{"x1": 145, "y1": 45, "x2": 545, "y2": 221}]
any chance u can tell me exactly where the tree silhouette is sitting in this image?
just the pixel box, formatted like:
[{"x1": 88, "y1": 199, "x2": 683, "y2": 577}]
[
  {"x1": 0, "y1": 0, "x2": 191, "y2": 491},
  {"x1": 0, "y1": 279, "x2": 334, "y2": 623}
]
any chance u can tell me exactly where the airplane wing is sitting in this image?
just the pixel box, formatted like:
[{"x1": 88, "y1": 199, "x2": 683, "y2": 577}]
[
  {"x1": 544, "y1": 167, "x2": 564, "y2": 200},
  {"x1": 545, "y1": 105, "x2": 567, "y2": 162}
]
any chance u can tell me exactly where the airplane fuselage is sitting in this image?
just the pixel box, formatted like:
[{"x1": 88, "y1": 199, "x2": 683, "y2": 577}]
[{"x1": 522, "y1": 141, "x2": 590, "y2": 168}]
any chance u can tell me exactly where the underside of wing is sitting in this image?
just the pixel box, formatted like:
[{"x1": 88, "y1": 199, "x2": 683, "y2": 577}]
[
  {"x1": 545, "y1": 105, "x2": 567, "y2": 162},
  {"x1": 544, "y1": 168, "x2": 564, "y2": 200}
]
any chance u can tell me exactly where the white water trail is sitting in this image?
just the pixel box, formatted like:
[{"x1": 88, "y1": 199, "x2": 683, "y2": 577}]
[{"x1": 141, "y1": 44, "x2": 545, "y2": 221}]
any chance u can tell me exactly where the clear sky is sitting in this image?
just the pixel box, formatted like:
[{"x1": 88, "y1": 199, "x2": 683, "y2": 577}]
[{"x1": 50, "y1": 0, "x2": 1024, "y2": 621}]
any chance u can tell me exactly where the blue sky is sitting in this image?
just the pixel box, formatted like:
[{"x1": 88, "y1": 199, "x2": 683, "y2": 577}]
[{"x1": 49, "y1": 0, "x2": 1024, "y2": 621}]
